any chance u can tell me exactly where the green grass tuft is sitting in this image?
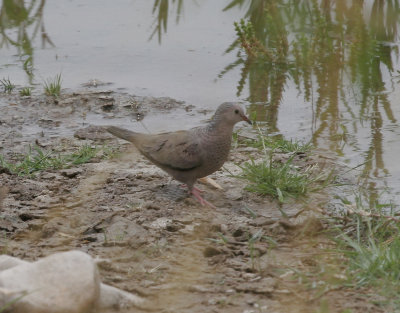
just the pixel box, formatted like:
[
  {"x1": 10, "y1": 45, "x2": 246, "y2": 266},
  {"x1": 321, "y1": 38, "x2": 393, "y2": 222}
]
[
  {"x1": 19, "y1": 87, "x2": 32, "y2": 96},
  {"x1": 238, "y1": 152, "x2": 327, "y2": 202},
  {"x1": 43, "y1": 74, "x2": 62, "y2": 97},
  {"x1": 237, "y1": 127, "x2": 329, "y2": 202},
  {"x1": 0, "y1": 77, "x2": 15, "y2": 93},
  {"x1": 332, "y1": 193, "x2": 400, "y2": 309},
  {"x1": 0, "y1": 144, "x2": 113, "y2": 176}
]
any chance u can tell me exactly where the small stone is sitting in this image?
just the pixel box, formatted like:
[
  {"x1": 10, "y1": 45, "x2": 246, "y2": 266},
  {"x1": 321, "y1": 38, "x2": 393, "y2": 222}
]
[
  {"x1": 149, "y1": 217, "x2": 170, "y2": 229},
  {"x1": 40, "y1": 172, "x2": 63, "y2": 180},
  {"x1": 226, "y1": 188, "x2": 243, "y2": 201},
  {"x1": 61, "y1": 168, "x2": 83, "y2": 178},
  {"x1": 166, "y1": 223, "x2": 182, "y2": 232},
  {"x1": 144, "y1": 202, "x2": 162, "y2": 210},
  {"x1": 187, "y1": 285, "x2": 211, "y2": 293},
  {"x1": 203, "y1": 246, "x2": 221, "y2": 258},
  {"x1": 235, "y1": 277, "x2": 277, "y2": 295},
  {"x1": 74, "y1": 125, "x2": 111, "y2": 141},
  {"x1": 33, "y1": 194, "x2": 55, "y2": 209}
]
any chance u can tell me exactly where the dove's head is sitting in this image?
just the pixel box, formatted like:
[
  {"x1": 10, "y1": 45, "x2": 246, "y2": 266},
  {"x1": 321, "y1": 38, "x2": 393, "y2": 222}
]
[{"x1": 213, "y1": 102, "x2": 252, "y2": 126}]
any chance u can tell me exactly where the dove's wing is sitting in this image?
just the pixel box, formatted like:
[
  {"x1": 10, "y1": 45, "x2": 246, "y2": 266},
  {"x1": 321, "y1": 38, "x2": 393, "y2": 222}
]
[{"x1": 134, "y1": 130, "x2": 203, "y2": 171}]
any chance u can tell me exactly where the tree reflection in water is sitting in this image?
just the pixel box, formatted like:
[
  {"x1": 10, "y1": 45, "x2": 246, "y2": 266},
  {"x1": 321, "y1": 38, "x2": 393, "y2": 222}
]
[
  {"x1": 150, "y1": 0, "x2": 184, "y2": 44},
  {"x1": 0, "y1": 0, "x2": 53, "y2": 83},
  {"x1": 221, "y1": 0, "x2": 400, "y2": 205}
]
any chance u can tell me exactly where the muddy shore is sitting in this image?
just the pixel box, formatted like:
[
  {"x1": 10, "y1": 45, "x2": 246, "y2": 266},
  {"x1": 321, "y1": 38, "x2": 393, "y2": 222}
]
[{"x1": 0, "y1": 89, "x2": 382, "y2": 313}]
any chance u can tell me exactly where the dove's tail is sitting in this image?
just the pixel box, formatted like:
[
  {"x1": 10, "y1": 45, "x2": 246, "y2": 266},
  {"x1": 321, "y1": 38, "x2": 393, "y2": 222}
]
[{"x1": 105, "y1": 126, "x2": 138, "y2": 143}]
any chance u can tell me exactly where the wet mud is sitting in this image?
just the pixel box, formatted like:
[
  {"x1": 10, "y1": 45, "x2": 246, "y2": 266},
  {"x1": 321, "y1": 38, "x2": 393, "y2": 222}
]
[{"x1": 0, "y1": 89, "x2": 383, "y2": 313}]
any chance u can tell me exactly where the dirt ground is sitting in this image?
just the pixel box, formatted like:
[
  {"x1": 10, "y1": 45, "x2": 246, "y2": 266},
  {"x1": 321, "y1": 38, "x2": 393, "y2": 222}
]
[{"x1": 0, "y1": 88, "x2": 384, "y2": 313}]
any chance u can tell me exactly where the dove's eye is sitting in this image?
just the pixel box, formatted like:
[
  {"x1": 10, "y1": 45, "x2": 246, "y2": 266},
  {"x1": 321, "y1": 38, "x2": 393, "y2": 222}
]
[{"x1": 234, "y1": 109, "x2": 239, "y2": 114}]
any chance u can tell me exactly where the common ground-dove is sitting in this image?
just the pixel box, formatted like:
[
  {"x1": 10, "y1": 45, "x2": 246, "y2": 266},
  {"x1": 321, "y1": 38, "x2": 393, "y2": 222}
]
[{"x1": 106, "y1": 102, "x2": 251, "y2": 208}]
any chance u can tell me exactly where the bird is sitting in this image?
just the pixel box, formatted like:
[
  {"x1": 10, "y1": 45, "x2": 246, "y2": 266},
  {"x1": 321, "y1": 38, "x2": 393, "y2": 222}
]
[{"x1": 105, "y1": 102, "x2": 252, "y2": 208}]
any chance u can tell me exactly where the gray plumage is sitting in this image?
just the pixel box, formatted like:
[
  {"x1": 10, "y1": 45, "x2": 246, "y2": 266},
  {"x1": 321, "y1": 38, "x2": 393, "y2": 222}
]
[{"x1": 105, "y1": 102, "x2": 251, "y2": 206}]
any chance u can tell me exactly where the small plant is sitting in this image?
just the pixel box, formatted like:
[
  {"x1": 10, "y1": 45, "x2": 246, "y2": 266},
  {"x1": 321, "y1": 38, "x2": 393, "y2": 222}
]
[
  {"x1": 19, "y1": 87, "x2": 32, "y2": 96},
  {"x1": 0, "y1": 77, "x2": 15, "y2": 93},
  {"x1": 101, "y1": 145, "x2": 120, "y2": 159},
  {"x1": 328, "y1": 192, "x2": 400, "y2": 309},
  {"x1": 43, "y1": 74, "x2": 62, "y2": 96},
  {"x1": 236, "y1": 123, "x2": 327, "y2": 202},
  {"x1": 238, "y1": 153, "x2": 326, "y2": 202},
  {"x1": 335, "y1": 195, "x2": 400, "y2": 282},
  {"x1": 0, "y1": 144, "x2": 110, "y2": 176},
  {"x1": 63, "y1": 144, "x2": 99, "y2": 166}
]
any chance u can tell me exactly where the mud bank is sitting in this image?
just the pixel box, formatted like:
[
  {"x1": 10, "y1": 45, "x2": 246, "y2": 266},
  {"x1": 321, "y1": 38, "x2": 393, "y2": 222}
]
[{"x1": 0, "y1": 89, "x2": 382, "y2": 313}]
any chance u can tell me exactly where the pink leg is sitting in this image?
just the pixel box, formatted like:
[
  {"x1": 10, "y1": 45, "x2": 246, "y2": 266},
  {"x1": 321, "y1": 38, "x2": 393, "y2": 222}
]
[
  {"x1": 180, "y1": 184, "x2": 204, "y2": 193},
  {"x1": 192, "y1": 186, "x2": 204, "y2": 193},
  {"x1": 191, "y1": 188, "x2": 216, "y2": 209}
]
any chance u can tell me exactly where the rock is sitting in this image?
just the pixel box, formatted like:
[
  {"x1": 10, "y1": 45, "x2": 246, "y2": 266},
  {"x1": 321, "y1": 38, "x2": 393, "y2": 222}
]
[
  {"x1": 101, "y1": 216, "x2": 148, "y2": 248},
  {"x1": 98, "y1": 283, "x2": 144, "y2": 310},
  {"x1": 74, "y1": 125, "x2": 111, "y2": 141},
  {"x1": 235, "y1": 277, "x2": 277, "y2": 295},
  {"x1": 203, "y1": 246, "x2": 222, "y2": 258},
  {"x1": 60, "y1": 168, "x2": 83, "y2": 178},
  {"x1": 32, "y1": 194, "x2": 57, "y2": 209},
  {"x1": 0, "y1": 255, "x2": 28, "y2": 271},
  {"x1": 0, "y1": 251, "x2": 145, "y2": 313},
  {"x1": 149, "y1": 217, "x2": 171, "y2": 230},
  {"x1": 225, "y1": 188, "x2": 243, "y2": 200},
  {"x1": 0, "y1": 250, "x2": 100, "y2": 313},
  {"x1": 40, "y1": 172, "x2": 64, "y2": 180}
]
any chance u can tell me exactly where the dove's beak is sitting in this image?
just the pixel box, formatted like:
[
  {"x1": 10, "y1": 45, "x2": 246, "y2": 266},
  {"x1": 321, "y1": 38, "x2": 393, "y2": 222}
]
[{"x1": 241, "y1": 114, "x2": 252, "y2": 125}]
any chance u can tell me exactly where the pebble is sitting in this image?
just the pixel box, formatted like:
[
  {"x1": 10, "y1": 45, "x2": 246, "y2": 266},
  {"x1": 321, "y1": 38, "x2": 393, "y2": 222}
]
[{"x1": 61, "y1": 168, "x2": 83, "y2": 178}]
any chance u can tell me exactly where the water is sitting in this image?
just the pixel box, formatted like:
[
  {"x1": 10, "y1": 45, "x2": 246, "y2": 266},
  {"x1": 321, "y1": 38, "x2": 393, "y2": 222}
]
[
  {"x1": 0, "y1": 0, "x2": 244, "y2": 106},
  {"x1": 2, "y1": 0, "x2": 400, "y2": 204}
]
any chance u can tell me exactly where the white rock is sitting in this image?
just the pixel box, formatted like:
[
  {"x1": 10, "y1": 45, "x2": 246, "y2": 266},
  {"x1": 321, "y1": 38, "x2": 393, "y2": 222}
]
[
  {"x1": 0, "y1": 255, "x2": 28, "y2": 271},
  {"x1": 0, "y1": 250, "x2": 100, "y2": 313},
  {"x1": 0, "y1": 251, "x2": 145, "y2": 313},
  {"x1": 97, "y1": 283, "x2": 144, "y2": 310}
]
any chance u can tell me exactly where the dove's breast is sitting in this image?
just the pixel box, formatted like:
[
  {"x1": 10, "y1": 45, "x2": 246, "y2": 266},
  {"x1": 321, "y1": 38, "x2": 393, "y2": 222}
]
[{"x1": 195, "y1": 130, "x2": 233, "y2": 178}]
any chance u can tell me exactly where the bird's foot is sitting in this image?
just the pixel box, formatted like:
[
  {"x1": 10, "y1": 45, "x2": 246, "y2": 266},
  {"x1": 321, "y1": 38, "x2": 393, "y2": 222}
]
[
  {"x1": 180, "y1": 184, "x2": 205, "y2": 193},
  {"x1": 191, "y1": 188, "x2": 216, "y2": 209},
  {"x1": 192, "y1": 186, "x2": 205, "y2": 193}
]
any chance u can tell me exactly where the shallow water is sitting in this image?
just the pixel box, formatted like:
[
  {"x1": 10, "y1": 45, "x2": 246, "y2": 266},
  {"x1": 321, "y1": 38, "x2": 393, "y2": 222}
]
[
  {"x1": 2, "y1": 0, "x2": 400, "y2": 204},
  {"x1": 0, "y1": 0, "x2": 243, "y2": 107}
]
